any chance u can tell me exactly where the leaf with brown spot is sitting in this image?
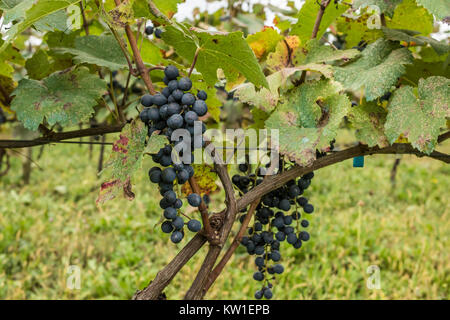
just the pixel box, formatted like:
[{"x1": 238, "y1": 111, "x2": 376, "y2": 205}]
[
  {"x1": 11, "y1": 67, "x2": 106, "y2": 131},
  {"x1": 97, "y1": 120, "x2": 147, "y2": 205}
]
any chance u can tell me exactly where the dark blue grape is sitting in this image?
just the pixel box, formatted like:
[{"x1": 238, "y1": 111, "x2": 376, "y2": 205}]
[
  {"x1": 303, "y1": 172, "x2": 314, "y2": 180},
  {"x1": 171, "y1": 231, "x2": 183, "y2": 243},
  {"x1": 278, "y1": 199, "x2": 291, "y2": 211},
  {"x1": 271, "y1": 250, "x2": 281, "y2": 262},
  {"x1": 160, "y1": 155, "x2": 172, "y2": 167},
  {"x1": 178, "y1": 77, "x2": 192, "y2": 91},
  {"x1": 193, "y1": 100, "x2": 208, "y2": 116},
  {"x1": 253, "y1": 271, "x2": 264, "y2": 281},
  {"x1": 164, "y1": 207, "x2": 177, "y2": 219},
  {"x1": 187, "y1": 193, "x2": 202, "y2": 207},
  {"x1": 181, "y1": 93, "x2": 195, "y2": 105},
  {"x1": 275, "y1": 231, "x2": 285, "y2": 241},
  {"x1": 184, "y1": 111, "x2": 198, "y2": 125},
  {"x1": 145, "y1": 26, "x2": 153, "y2": 35},
  {"x1": 303, "y1": 203, "x2": 314, "y2": 214},
  {"x1": 141, "y1": 94, "x2": 153, "y2": 107},
  {"x1": 163, "y1": 190, "x2": 177, "y2": 204},
  {"x1": 273, "y1": 264, "x2": 284, "y2": 274},
  {"x1": 254, "y1": 290, "x2": 263, "y2": 300},
  {"x1": 155, "y1": 28, "x2": 163, "y2": 39},
  {"x1": 298, "y1": 178, "x2": 311, "y2": 190},
  {"x1": 263, "y1": 288, "x2": 273, "y2": 299},
  {"x1": 272, "y1": 217, "x2": 284, "y2": 229},
  {"x1": 153, "y1": 94, "x2": 167, "y2": 106},
  {"x1": 177, "y1": 169, "x2": 189, "y2": 184},
  {"x1": 284, "y1": 226, "x2": 294, "y2": 234},
  {"x1": 165, "y1": 65, "x2": 179, "y2": 80},
  {"x1": 283, "y1": 215, "x2": 293, "y2": 225},
  {"x1": 167, "y1": 114, "x2": 184, "y2": 129},
  {"x1": 149, "y1": 170, "x2": 162, "y2": 183},
  {"x1": 255, "y1": 257, "x2": 265, "y2": 267},
  {"x1": 174, "y1": 198, "x2": 183, "y2": 209},
  {"x1": 301, "y1": 219, "x2": 309, "y2": 228},
  {"x1": 162, "y1": 167, "x2": 176, "y2": 183},
  {"x1": 197, "y1": 90, "x2": 207, "y2": 100},
  {"x1": 299, "y1": 231, "x2": 310, "y2": 241},
  {"x1": 162, "y1": 87, "x2": 171, "y2": 98},
  {"x1": 297, "y1": 197, "x2": 308, "y2": 207},
  {"x1": 172, "y1": 89, "x2": 184, "y2": 101},
  {"x1": 172, "y1": 216, "x2": 184, "y2": 230},
  {"x1": 288, "y1": 185, "x2": 301, "y2": 198},
  {"x1": 187, "y1": 219, "x2": 202, "y2": 232},
  {"x1": 293, "y1": 239, "x2": 302, "y2": 249},
  {"x1": 148, "y1": 108, "x2": 160, "y2": 122},
  {"x1": 255, "y1": 246, "x2": 265, "y2": 255},
  {"x1": 161, "y1": 221, "x2": 173, "y2": 233},
  {"x1": 159, "y1": 198, "x2": 171, "y2": 209},
  {"x1": 286, "y1": 233, "x2": 297, "y2": 244}
]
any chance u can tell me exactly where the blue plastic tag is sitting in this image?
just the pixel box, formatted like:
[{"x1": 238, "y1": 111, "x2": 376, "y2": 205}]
[{"x1": 353, "y1": 156, "x2": 365, "y2": 168}]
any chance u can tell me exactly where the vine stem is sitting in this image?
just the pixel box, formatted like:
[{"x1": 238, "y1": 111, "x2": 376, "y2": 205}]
[
  {"x1": 188, "y1": 47, "x2": 201, "y2": 77},
  {"x1": 202, "y1": 164, "x2": 276, "y2": 296},
  {"x1": 132, "y1": 131, "x2": 450, "y2": 300},
  {"x1": 113, "y1": 0, "x2": 156, "y2": 95}
]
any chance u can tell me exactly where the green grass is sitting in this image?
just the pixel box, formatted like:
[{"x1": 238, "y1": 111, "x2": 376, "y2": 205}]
[{"x1": 0, "y1": 135, "x2": 449, "y2": 300}]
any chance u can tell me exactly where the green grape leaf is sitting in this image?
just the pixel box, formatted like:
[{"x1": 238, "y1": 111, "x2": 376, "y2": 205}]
[
  {"x1": 33, "y1": 8, "x2": 68, "y2": 32},
  {"x1": 54, "y1": 35, "x2": 129, "y2": 70},
  {"x1": 386, "y1": 0, "x2": 433, "y2": 35},
  {"x1": 0, "y1": 0, "x2": 35, "y2": 24},
  {"x1": 25, "y1": 49, "x2": 56, "y2": 80},
  {"x1": 416, "y1": 0, "x2": 450, "y2": 20},
  {"x1": 266, "y1": 36, "x2": 300, "y2": 72},
  {"x1": 353, "y1": 0, "x2": 402, "y2": 17},
  {"x1": 335, "y1": 14, "x2": 382, "y2": 48},
  {"x1": 190, "y1": 76, "x2": 222, "y2": 123},
  {"x1": 162, "y1": 24, "x2": 268, "y2": 88},
  {"x1": 234, "y1": 65, "x2": 333, "y2": 113},
  {"x1": 0, "y1": 39, "x2": 25, "y2": 77},
  {"x1": 402, "y1": 59, "x2": 450, "y2": 85},
  {"x1": 385, "y1": 76, "x2": 450, "y2": 153},
  {"x1": 293, "y1": 39, "x2": 361, "y2": 65},
  {"x1": 97, "y1": 120, "x2": 147, "y2": 204},
  {"x1": 11, "y1": 67, "x2": 106, "y2": 131},
  {"x1": 152, "y1": 0, "x2": 182, "y2": 18},
  {"x1": 139, "y1": 39, "x2": 163, "y2": 65},
  {"x1": 382, "y1": 27, "x2": 450, "y2": 55},
  {"x1": 0, "y1": 0, "x2": 82, "y2": 54},
  {"x1": 265, "y1": 80, "x2": 351, "y2": 165},
  {"x1": 291, "y1": 0, "x2": 348, "y2": 43},
  {"x1": 334, "y1": 39, "x2": 413, "y2": 101},
  {"x1": 144, "y1": 133, "x2": 169, "y2": 154},
  {"x1": 348, "y1": 101, "x2": 389, "y2": 147},
  {"x1": 247, "y1": 27, "x2": 283, "y2": 59}
]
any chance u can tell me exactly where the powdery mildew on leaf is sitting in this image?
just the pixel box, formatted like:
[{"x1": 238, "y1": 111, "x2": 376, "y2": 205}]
[
  {"x1": 265, "y1": 80, "x2": 351, "y2": 165},
  {"x1": 348, "y1": 101, "x2": 389, "y2": 147},
  {"x1": 11, "y1": 67, "x2": 106, "y2": 131},
  {"x1": 385, "y1": 76, "x2": 450, "y2": 154},
  {"x1": 334, "y1": 39, "x2": 413, "y2": 101}
]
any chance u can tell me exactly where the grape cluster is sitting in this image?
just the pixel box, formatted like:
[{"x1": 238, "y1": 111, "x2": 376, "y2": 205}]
[
  {"x1": 234, "y1": 161, "x2": 316, "y2": 299},
  {"x1": 139, "y1": 66, "x2": 209, "y2": 244}
]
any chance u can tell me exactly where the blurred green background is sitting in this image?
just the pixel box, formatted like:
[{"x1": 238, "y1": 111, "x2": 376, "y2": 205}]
[{"x1": 0, "y1": 132, "x2": 449, "y2": 300}]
